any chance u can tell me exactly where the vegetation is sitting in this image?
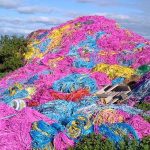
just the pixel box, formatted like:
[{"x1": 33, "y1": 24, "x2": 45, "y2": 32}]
[
  {"x1": 136, "y1": 102, "x2": 150, "y2": 112},
  {"x1": 0, "y1": 35, "x2": 28, "y2": 78},
  {"x1": 70, "y1": 134, "x2": 150, "y2": 150},
  {"x1": 135, "y1": 102, "x2": 150, "y2": 122},
  {"x1": 69, "y1": 134, "x2": 115, "y2": 150}
]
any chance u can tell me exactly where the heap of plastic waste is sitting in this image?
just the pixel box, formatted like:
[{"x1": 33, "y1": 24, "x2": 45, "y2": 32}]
[{"x1": 0, "y1": 16, "x2": 150, "y2": 150}]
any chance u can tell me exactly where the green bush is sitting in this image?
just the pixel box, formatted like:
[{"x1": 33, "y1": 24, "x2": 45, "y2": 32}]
[
  {"x1": 69, "y1": 134, "x2": 150, "y2": 150},
  {"x1": 135, "y1": 102, "x2": 150, "y2": 122},
  {"x1": 69, "y1": 133, "x2": 115, "y2": 150},
  {"x1": 136, "y1": 102, "x2": 150, "y2": 111},
  {"x1": 140, "y1": 136, "x2": 150, "y2": 150},
  {"x1": 119, "y1": 136, "x2": 139, "y2": 150},
  {"x1": 0, "y1": 35, "x2": 28, "y2": 78}
]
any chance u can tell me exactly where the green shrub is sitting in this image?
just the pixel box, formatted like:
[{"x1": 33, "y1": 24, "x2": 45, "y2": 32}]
[
  {"x1": 140, "y1": 136, "x2": 150, "y2": 150},
  {"x1": 69, "y1": 133, "x2": 115, "y2": 150},
  {"x1": 0, "y1": 35, "x2": 28, "y2": 78},
  {"x1": 136, "y1": 102, "x2": 150, "y2": 111},
  {"x1": 119, "y1": 136, "x2": 139, "y2": 150},
  {"x1": 69, "y1": 134, "x2": 150, "y2": 150},
  {"x1": 135, "y1": 102, "x2": 150, "y2": 122}
]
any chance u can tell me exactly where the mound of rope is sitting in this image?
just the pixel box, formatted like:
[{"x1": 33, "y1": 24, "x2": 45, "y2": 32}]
[{"x1": 0, "y1": 16, "x2": 150, "y2": 150}]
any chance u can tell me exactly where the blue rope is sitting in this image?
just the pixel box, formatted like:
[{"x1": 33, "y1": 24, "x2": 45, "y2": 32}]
[{"x1": 52, "y1": 73, "x2": 98, "y2": 93}]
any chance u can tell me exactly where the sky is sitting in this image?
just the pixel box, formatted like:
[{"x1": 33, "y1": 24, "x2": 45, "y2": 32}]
[{"x1": 0, "y1": 0, "x2": 150, "y2": 39}]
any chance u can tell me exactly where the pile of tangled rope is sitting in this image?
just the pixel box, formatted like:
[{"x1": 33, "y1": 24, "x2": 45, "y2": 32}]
[{"x1": 0, "y1": 16, "x2": 150, "y2": 150}]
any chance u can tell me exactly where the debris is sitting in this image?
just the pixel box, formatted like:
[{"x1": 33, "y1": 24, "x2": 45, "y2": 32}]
[
  {"x1": 96, "y1": 84, "x2": 131, "y2": 104},
  {"x1": 0, "y1": 16, "x2": 150, "y2": 150}
]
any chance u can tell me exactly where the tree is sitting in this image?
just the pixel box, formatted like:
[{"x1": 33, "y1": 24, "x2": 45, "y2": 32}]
[{"x1": 0, "y1": 35, "x2": 28, "y2": 78}]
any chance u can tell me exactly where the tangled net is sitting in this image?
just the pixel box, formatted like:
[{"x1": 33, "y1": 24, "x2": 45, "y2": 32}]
[{"x1": 0, "y1": 16, "x2": 150, "y2": 150}]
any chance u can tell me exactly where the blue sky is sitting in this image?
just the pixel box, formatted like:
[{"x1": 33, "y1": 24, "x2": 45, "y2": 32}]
[{"x1": 0, "y1": 0, "x2": 149, "y2": 39}]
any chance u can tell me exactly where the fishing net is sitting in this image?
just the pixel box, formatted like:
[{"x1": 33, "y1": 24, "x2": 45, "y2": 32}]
[{"x1": 0, "y1": 16, "x2": 150, "y2": 150}]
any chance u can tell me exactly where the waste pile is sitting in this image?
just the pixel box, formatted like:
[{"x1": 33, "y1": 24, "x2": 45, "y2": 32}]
[{"x1": 0, "y1": 16, "x2": 150, "y2": 150}]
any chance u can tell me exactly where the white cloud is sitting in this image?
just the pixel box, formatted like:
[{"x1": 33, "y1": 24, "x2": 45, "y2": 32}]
[
  {"x1": 0, "y1": 0, "x2": 22, "y2": 8},
  {"x1": 65, "y1": 11, "x2": 86, "y2": 18},
  {"x1": 0, "y1": 16, "x2": 65, "y2": 25},
  {"x1": 102, "y1": 13, "x2": 131, "y2": 21},
  {"x1": 76, "y1": 0, "x2": 119, "y2": 6},
  {"x1": 75, "y1": 0, "x2": 148, "y2": 10},
  {"x1": 135, "y1": 0, "x2": 150, "y2": 14},
  {"x1": 0, "y1": 26, "x2": 32, "y2": 35},
  {"x1": 65, "y1": 11, "x2": 131, "y2": 21},
  {"x1": 0, "y1": 1, "x2": 59, "y2": 14},
  {"x1": 17, "y1": 6, "x2": 55, "y2": 14},
  {"x1": 0, "y1": 17, "x2": 24, "y2": 24},
  {"x1": 28, "y1": 16, "x2": 65, "y2": 25},
  {"x1": 0, "y1": 16, "x2": 66, "y2": 35}
]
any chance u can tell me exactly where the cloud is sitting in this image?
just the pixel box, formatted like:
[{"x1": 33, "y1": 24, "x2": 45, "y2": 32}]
[
  {"x1": 76, "y1": 0, "x2": 95, "y2": 3},
  {"x1": 76, "y1": 0, "x2": 119, "y2": 6},
  {"x1": 65, "y1": 11, "x2": 86, "y2": 18},
  {"x1": 0, "y1": 0, "x2": 22, "y2": 9},
  {"x1": 0, "y1": 1, "x2": 59, "y2": 14},
  {"x1": 75, "y1": 0, "x2": 144, "y2": 9},
  {"x1": 135, "y1": 0, "x2": 150, "y2": 14},
  {"x1": 0, "y1": 17, "x2": 24, "y2": 25},
  {"x1": 17, "y1": 6, "x2": 55, "y2": 14},
  {"x1": 0, "y1": 26, "x2": 33, "y2": 35},
  {"x1": 91, "y1": 13, "x2": 131, "y2": 20},
  {"x1": 28, "y1": 16, "x2": 65, "y2": 25},
  {"x1": 0, "y1": 16, "x2": 66, "y2": 35},
  {"x1": 0, "y1": 16, "x2": 65, "y2": 25},
  {"x1": 96, "y1": 0, "x2": 118, "y2": 7},
  {"x1": 65, "y1": 11, "x2": 131, "y2": 21}
]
